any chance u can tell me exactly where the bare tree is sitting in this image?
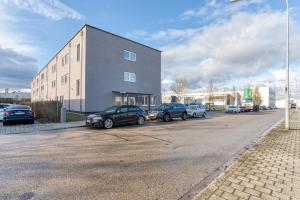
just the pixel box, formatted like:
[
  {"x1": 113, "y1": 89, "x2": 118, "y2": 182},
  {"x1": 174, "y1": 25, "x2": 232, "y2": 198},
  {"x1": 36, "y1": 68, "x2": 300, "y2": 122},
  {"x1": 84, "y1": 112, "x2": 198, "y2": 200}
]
[
  {"x1": 208, "y1": 80, "x2": 215, "y2": 104},
  {"x1": 252, "y1": 86, "x2": 262, "y2": 105},
  {"x1": 231, "y1": 85, "x2": 237, "y2": 105},
  {"x1": 170, "y1": 78, "x2": 188, "y2": 102}
]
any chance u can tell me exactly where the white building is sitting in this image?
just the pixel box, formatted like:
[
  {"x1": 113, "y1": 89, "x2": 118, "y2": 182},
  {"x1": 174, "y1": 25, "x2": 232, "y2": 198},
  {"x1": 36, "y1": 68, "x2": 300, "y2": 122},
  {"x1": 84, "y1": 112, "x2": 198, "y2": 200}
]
[
  {"x1": 258, "y1": 87, "x2": 276, "y2": 107},
  {"x1": 0, "y1": 89, "x2": 31, "y2": 102}
]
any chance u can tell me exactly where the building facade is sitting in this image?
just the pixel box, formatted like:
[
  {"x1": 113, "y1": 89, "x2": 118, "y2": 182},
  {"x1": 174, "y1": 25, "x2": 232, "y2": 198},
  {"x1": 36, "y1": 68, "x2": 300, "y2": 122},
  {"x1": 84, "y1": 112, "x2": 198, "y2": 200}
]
[
  {"x1": 31, "y1": 24, "x2": 161, "y2": 113},
  {"x1": 258, "y1": 87, "x2": 276, "y2": 107}
]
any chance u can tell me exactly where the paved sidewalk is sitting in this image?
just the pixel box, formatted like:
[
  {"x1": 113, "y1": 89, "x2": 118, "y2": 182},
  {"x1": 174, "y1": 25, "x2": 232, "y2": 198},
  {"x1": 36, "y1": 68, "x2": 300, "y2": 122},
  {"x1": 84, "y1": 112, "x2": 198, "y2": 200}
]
[
  {"x1": 195, "y1": 111, "x2": 300, "y2": 200},
  {"x1": 0, "y1": 120, "x2": 85, "y2": 134}
]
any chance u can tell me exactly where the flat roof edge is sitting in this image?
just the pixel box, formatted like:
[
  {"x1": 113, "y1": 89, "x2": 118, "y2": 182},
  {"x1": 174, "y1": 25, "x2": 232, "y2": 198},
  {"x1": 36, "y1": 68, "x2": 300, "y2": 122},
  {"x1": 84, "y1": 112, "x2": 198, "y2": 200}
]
[{"x1": 85, "y1": 24, "x2": 161, "y2": 52}]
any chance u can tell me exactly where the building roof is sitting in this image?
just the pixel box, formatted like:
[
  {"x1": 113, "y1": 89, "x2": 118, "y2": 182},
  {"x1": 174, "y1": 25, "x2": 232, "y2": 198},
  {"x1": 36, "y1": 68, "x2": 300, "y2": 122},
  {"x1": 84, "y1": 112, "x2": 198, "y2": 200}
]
[{"x1": 32, "y1": 24, "x2": 161, "y2": 81}]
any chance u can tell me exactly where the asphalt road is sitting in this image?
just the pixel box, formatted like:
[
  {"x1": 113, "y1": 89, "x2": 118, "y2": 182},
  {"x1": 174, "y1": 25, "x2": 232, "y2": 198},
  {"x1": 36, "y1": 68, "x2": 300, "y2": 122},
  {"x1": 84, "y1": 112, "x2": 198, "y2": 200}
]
[{"x1": 0, "y1": 110, "x2": 283, "y2": 200}]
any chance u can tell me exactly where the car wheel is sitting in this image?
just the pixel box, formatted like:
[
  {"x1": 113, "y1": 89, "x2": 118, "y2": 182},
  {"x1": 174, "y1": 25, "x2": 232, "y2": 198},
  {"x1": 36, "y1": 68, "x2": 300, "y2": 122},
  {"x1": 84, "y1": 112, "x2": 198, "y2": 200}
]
[
  {"x1": 193, "y1": 113, "x2": 196, "y2": 118},
  {"x1": 3, "y1": 121, "x2": 8, "y2": 126},
  {"x1": 163, "y1": 114, "x2": 171, "y2": 122},
  {"x1": 30, "y1": 120, "x2": 34, "y2": 124},
  {"x1": 182, "y1": 112, "x2": 187, "y2": 120},
  {"x1": 137, "y1": 116, "x2": 145, "y2": 125},
  {"x1": 104, "y1": 118, "x2": 114, "y2": 129},
  {"x1": 203, "y1": 112, "x2": 206, "y2": 118}
]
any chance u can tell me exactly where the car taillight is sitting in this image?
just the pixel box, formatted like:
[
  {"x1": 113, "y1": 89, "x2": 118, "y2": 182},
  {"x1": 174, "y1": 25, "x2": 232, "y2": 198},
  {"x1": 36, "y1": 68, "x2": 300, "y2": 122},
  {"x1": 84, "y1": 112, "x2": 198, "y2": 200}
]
[
  {"x1": 4, "y1": 111, "x2": 11, "y2": 116},
  {"x1": 26, "y1": 111, "x2": 33, "y2": 115}
]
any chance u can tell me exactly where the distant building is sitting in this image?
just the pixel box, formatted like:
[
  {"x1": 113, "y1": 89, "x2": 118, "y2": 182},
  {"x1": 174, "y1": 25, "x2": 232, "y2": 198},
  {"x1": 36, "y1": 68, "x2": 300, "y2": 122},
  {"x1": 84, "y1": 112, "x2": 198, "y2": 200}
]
[
  {"x1": 0, "y1": 89, "x2": 31, "y2": 102},
  {"x1": 259, "y1": 87, "x2": 276, "y2": 107},
  {"x1": 162, "y1": 91, "x2": 241, "y2": 106},
  {"x1": 31, "y1": 24, "x2": 161, "y2": 113}
]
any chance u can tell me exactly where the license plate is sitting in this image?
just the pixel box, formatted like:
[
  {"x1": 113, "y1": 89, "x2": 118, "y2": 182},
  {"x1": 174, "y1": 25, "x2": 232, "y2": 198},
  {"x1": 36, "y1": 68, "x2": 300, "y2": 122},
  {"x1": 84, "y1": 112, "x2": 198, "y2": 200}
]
[{"x1": 15, "y1": 112, "x2": 25, "y2": 115}]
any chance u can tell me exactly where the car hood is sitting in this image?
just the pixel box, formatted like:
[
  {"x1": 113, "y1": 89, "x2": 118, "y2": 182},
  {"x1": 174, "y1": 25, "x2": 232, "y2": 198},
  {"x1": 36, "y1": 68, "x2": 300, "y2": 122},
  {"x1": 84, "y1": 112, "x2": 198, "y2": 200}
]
[{"x1": 88, "y1": 112, "x2": 105, "y2": 118}]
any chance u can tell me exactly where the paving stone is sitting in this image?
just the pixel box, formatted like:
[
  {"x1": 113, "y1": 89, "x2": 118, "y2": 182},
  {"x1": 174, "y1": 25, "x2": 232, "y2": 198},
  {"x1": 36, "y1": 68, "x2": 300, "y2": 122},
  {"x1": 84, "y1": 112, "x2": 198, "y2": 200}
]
[{"x1": 0, "y1": 121, "x2": 85, "y2": 134}]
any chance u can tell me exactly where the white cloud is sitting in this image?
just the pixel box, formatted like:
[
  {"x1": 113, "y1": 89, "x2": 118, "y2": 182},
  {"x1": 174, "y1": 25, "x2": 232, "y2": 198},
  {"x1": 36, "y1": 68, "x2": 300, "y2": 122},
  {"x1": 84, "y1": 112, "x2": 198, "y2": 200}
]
[
  {"x1": 180, "y1": 0, "x2": 266, "y2": 20},
  {"x1": 162, "y1": 10, "x2": 300, "y2": 91},
  {"x1": 0, "y1": 0, "x2": 84, "y2": 20}
]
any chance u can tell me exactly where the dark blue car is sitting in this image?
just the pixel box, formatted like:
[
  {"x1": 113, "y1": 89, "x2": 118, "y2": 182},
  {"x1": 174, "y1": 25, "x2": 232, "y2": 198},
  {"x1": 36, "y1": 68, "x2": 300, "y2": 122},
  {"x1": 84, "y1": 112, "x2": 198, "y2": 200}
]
[
  {"x1": 3, "y1": 105, "x2": 34, "y2": 126},
  {"x1": 148, "y1": 103, "x2": 187, "y2": 122}
]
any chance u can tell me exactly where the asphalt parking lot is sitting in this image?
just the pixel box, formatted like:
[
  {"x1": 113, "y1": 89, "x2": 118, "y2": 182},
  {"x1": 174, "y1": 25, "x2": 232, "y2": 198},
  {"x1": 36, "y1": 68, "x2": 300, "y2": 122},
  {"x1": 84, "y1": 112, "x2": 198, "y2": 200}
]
[{"x1": 0, "y1": 110, "x2": 283, "y2": 200}]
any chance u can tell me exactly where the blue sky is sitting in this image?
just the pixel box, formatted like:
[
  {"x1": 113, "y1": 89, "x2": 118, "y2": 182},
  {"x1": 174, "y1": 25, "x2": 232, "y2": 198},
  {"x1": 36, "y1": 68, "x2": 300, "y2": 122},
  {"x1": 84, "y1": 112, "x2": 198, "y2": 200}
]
[{"x1": 0, "y1": 0, "x2": 299, "y2": 98}]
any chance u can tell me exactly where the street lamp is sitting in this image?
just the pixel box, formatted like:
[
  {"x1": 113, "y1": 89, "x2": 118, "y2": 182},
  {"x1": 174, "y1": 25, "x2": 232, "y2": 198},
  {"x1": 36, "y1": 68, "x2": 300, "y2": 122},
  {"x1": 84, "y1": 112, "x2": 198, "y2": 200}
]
[{"x1": 230, "y1": 0, "x2": 290, "y2": 129}]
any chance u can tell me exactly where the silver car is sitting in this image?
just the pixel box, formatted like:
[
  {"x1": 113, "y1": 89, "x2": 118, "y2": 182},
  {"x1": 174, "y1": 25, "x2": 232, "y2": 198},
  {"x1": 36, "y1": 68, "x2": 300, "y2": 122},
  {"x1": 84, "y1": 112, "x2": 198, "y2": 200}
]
[
  {"x1": 0, "y1": 103, "x2": 11, "y2": 121},
  {"x1": 186, "y1": 104, "x2": 206, "y2": 118}
]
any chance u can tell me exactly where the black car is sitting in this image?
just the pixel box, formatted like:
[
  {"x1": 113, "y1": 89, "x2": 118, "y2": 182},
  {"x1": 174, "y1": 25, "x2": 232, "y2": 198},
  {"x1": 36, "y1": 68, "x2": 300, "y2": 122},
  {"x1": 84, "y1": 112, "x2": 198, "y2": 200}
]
[
  {"x1": 86, "y1": 105, "x2": 146, "y2": 129},
  {"x1": 148, "y1": 103, "x2": 187, "y2": 122},
  {"x1": 3, "y1": 105, "x2": 34, "y2": 126}
]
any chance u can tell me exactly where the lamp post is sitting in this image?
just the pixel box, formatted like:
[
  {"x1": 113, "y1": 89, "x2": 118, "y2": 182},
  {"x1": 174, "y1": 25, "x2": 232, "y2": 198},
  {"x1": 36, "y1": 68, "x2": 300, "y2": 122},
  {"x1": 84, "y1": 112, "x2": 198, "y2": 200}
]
[{"x1": 230, "y1": 0, "x2": 290, "y2": 129}]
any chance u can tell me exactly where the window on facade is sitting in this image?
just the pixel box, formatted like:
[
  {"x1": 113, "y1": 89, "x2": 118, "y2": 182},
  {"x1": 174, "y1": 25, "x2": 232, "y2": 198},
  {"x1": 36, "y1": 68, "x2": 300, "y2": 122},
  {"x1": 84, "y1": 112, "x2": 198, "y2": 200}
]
[
  {"x1": 150, "y1": 96, "x2": 156, "y2": 105},
  {"x1": 142, "y1": 96, "x2": 149, "y2": 106},
  {"x1": 52, "y1": 64, "x2": 56, "y2": 73},
  {"x1": 77, "y1": 44, "x2": 80, "y2": 62},
  {"x1": 61, "y1": 76, "x2": 64, "y2": 85},
  {"x1": 115, "y1": 96, "x2": 122, "y2": 106},
  {"x1": 123, "y1": 50, "x2": 136, "y2": 61},
  {"x1": 61, "y1": 54, "x2": 68, "y2": 66},
  {"x1": 64, "y1": 74, "x2": 68, "y2": 83},
  {"x1": 76, "y1": 80, "x2": 80, "y2": 96},
  {"x1": 52, "y1": 80, "x2": 56, "y2": 88},
  {"x1": 124, "y1": 72, "x2": 130, "y2": 82},
  {"x1": 124, "y1": 72, "x2": 136, "y2": 82},
  {"x1": 128, "y1": 97, "x2": 136, "y2": 105}
]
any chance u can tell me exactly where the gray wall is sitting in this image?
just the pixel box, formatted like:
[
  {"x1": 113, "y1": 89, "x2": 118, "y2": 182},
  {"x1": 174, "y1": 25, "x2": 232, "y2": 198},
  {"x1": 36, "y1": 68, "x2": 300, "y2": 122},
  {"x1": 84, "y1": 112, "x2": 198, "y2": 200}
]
[{"x1": 85, "y1": 26, "x2": 161, "y2": 112}]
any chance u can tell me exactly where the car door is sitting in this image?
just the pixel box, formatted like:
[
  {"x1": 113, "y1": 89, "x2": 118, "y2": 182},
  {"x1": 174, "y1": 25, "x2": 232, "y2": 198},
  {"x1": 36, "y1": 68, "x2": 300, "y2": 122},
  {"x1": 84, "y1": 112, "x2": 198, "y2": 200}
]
[
  {"x1": 127, "y1": 106, "x2": 138, "y2": 123},
  {"x1": 115, "y1": 106, "x2": 129, "y2": 124},
  {"x1": 174, "y1": 103, "x2": 183, "y2": 117}
]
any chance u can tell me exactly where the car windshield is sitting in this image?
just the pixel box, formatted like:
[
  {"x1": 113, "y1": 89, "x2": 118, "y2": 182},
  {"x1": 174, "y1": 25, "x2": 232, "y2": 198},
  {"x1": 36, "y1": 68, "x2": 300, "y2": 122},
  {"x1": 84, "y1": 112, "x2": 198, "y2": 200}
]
[
  {"x1": 188, "y1": 105, "x2": 198, "y2": 110},
  {"x1": 0, "y1": 104, "x2": 9, "y2": 109},
  {"x1": 103, "y1": 106, "x2": 118, "y2": 114},
  {"x1": 158, "y1": 104, "x2": 171, "y2": 110}
]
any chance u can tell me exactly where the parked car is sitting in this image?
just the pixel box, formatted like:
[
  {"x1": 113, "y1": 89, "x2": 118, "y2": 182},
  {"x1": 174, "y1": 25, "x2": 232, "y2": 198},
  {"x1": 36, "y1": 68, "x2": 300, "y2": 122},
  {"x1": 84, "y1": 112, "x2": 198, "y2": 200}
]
[
  {"x1": 226, "y1": 106, "x2": 241, "y2": 113},
  {"x1": 186, "y1": 104, "x2": 206, "y2": 118},
  {"x1": 240, "y1": 106, "x2": 247, "y2": 112},
  {"x1": 0, "y1": 103, "x2": 11, "y2": 121},
  {"x1": 148, "y1": 103, "x2": 187, "y2": 122},
  {"x1": 86, "y1": 105, "x2": 145, "y2": 129},
  {"x1": 260, "y1": 105, "x2": 267, "y2": 110},
  {"x1": 3, "y1": 105, "x2": 34, "y2": 126}
]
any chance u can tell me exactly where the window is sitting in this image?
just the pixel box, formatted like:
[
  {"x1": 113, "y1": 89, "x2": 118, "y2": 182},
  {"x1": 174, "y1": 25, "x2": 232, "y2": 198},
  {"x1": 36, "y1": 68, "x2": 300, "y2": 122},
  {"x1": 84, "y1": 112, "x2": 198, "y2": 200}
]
[
  {"x1": 115, "y1": 96, "x2": 122, "y2": 106},
  {"x1": 76, "y1": 80, "x2": 80, "y2": 96},
  {"x1": 52, "y1": 80, "x2": 56, "y2": 88},
  {"x1": 124, "y1": 72, "x2": 136, "y2": 82},
  {"x1": 123, "y1": 50, "x2": 136, "y2": 61},
  {"x1": 52, "y1": 64, "x2": 56, "y2": 73},
  {"x1": 128, "y1": 97, "x2": 135, "y2": 105},
  {"x1": 124, "y1": 72, "x2": 130, "y2": 82},
  {"x1": 119, "y1": 107, "x2": 128, "y2": 113},
  {"x1": 150, "y1": 96, "x2": 156, "y2": 106},
  {"x1": 142, "y1": 96, "x2": 149, "y2": 106},
  {"x1": 64, "y1": 74, "x2": 68, "y2": 83},
  {"x1": 61, "y1": 54, "x2": 68, "y2": 66},
  {"x1": 128, "y1": 106, "x2": 137, "y2": 112},
  {"x1": 77, "y1": 44, "x2": 80, "y2": 62},
  {"x1": 61, "y1": 74, "x2": 68, "y2": 85},
  {"x1": 41, "y1": 73, "x2": 44, "y2": 83}
]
